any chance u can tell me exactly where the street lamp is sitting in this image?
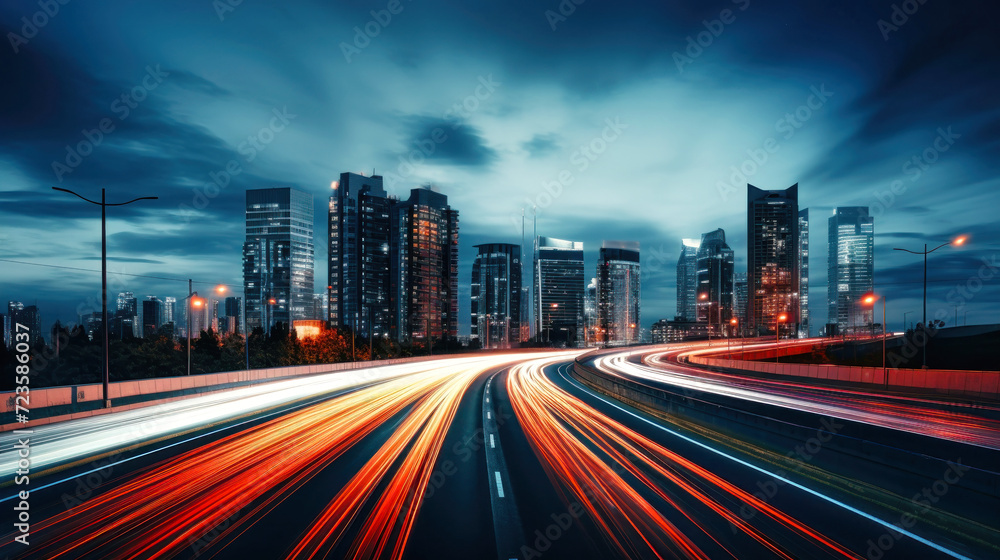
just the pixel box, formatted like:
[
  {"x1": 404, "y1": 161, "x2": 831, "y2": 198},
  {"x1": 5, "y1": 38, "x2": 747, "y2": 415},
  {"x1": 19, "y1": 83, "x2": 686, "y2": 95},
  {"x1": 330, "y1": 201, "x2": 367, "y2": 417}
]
[
  {"x1": 729, "y1": 317, "x2": 738, "y2": 356},
  {"x1": 699, "y1": 293, "x2": 711, "y2": 341},
  {"x1": 52, "y1": 186, "x2": 157, "y2": 408},
  {"x1": 863, "y1": 293, "x2": 887, "y2": 389},
  {"x1": 893, "y1": 235, "x2": 966, "y2": 368},
  {"x1": 215, "y1": 285, "x2": 249, "y2": 372},
  {"x1": 775, "y1": 313, "x2": 788, "y2": 363}
]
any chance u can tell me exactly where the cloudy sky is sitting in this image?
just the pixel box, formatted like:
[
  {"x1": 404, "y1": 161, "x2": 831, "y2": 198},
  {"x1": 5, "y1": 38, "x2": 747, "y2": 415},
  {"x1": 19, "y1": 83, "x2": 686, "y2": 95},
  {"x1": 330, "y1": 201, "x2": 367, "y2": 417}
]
[{"x1": 2, "y1": 0, "x2": 999, "y2": 336}]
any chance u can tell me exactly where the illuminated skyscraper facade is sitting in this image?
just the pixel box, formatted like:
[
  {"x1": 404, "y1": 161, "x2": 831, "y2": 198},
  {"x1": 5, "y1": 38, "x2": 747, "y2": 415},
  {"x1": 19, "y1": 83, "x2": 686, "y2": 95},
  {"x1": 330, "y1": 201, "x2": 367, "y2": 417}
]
[
  {"x1": 390, "y1": 187, "x2": 459, "y2": 344},
  {"x1": 676, "y1": 238, "x2": 700, "y2": 321},
  {"x1": 534, "y1": 237, "x2": 584, "y2": 346},
  {"x1": 328, "y1": 172, "x2": 392, "y2": 338},
  {"x1": 471, "y1": 243, "x2": 521, "y2": 348},
  {"x1": 243, "y1": 187, "x2": 315, "y2": 332},
  {"x1": 828, "y1": 207, "x2": 875, "y2": 333},
  {"x1": 695, "y1": 229, "x2": 734, "y2": 335},
  {"x1": 799, "y1": 208, "x2": 810, "y2": 337},
  {"x1": 747, "y1": 183, "x2": 800, "y2": 336},
  {"x1": 598, "y1": 241, "x2": 641, "y2": 346}
]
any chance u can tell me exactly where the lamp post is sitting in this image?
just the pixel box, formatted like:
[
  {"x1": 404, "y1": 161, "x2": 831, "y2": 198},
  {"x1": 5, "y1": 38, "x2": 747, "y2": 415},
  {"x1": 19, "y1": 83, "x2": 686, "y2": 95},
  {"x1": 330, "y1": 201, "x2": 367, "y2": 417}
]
[
  {"x1": 699, "y1": 293, "x2": 710, "y2": 342},
  {"x1": 903, "y1": 311, "x2": 913, "y2": 332},
  {"x1": 775, "y1": 313, "x2": 788, "y2": 363},
  {"x1": 863, "y1": 294, "x2": 887, "y2": 389},
  {"x1": 215, "y1": 285, "x2": 249, "y2": 372},
  {"x1": 52, "y1": 187, "x2": 158, "y2": 408},
  {"x1": 893, "y1": 236, "x2": 966, "y2": 368},
  {"x1": 729, "y1": 317, "x2": 738, "y2": 356},
  {"x1": 181, "y1": 283, "x2": 205, "y2": 377}
]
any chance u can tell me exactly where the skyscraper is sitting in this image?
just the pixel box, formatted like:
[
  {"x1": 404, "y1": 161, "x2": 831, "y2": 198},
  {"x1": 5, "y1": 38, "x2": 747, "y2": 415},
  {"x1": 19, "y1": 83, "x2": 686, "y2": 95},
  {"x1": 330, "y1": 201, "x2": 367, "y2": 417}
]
[
  {"x1": 164, "y1": 297, "x2": 176, "y2": 325},
  {"x1": 142, "y1": 296, "x2": 163, "y2": 338},
  {"x1": 114, "y1": 292, "x2": 138, "y2": 339},
  {"x1": 828, "y1": 207, "x2": 875, "y2": 333},
  {"x1": 6, "y1": 302, "x2": 40, "y2": 348},
  {"x1": 328, "y1": 172, "x2": 392, "y2": 338},
  {"x1": 390, "y1": 187, "x2": 459, "y2": 344},
  {"x1": 695, "y1": 229, "x2": 734, "y2": 335},
  {"x1": 798, "y1": 208, "x2": 810, "y2": 337},
  {"x1": 584, "y1": 277, "x2": 598, "y2": 347},
  {"x1": 676, "y1": 238, "x2": 700, "y2": 321},
  {"x1": 534, "y1": 236, "x2": 585, "y2": 346},
  {"x1": 747, "y1": 183, "x2": 800, "y2": 336},
  {"x1": 597, "y1": 241, "x2": 641, "y2": 346},
  {"x1": 471, "y1": 243, "x2": 522, "y2": 349},
  {"x1": 243, "y1": 187, "x2": 315, "y2": 333},
  {"x1": 734, "y1": 272, "x2": 748, "y2": 332}
]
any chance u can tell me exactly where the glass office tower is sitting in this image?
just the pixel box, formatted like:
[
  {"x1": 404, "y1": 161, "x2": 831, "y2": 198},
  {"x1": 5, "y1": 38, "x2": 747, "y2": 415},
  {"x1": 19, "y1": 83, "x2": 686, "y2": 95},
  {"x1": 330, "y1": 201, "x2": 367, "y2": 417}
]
[
  {"x1": 598, "y1": 241, "x2": 641, "y2": 346},
  {"x1": 390, "y1": 187, "x2": 459, "y2": 344},
  {"x1": 695, "y1": 229, "x2": 734, "y2": 335},
  {"x1": 328, "y1": 172, "x2": 392, "y2": 338},
  {"x1": 799, "y1": 208, "x2": 810, "y2": 337},
  {"x1": 471, "y1": 243, "x2": 522, "y2": 349},
  {"x1": 828, "y1": 207, "x2": 875, "y2": 333},
  {"x1": 747, "y1": 183, "x2": 800, "y2": 336},
  {"x1": 243, "y1": 187, "x2": 315, "y2": 333},
  {"x1": 534, "y1": 236, "x2": 585, "y2": 346},
  {"x1": 676, "y1": 238, "x2": 700, "y2": 321}
]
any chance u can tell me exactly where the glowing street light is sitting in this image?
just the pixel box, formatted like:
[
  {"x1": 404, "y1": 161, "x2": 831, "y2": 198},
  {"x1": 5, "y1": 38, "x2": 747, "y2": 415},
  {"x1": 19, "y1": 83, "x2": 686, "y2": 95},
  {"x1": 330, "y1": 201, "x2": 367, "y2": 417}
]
[
  {"x1": 893, "y1": 235, "x2": 967, "y2": 368},
  {"x1": 216, "y1": 284, "x2": 250, "y2": 372},
  {"x1": 775, "y1": 313, "x2": 788, "y2": 363},
  {"x1": 863, "y1": 293, "x2": 887, "y2": 389}
]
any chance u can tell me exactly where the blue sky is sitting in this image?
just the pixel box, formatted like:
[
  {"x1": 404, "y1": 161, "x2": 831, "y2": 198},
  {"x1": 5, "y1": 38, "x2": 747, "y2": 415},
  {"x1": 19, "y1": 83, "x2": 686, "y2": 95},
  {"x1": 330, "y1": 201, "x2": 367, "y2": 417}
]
[{"x1": 2, "y1": 0, "x2": 998, "y2": 336}]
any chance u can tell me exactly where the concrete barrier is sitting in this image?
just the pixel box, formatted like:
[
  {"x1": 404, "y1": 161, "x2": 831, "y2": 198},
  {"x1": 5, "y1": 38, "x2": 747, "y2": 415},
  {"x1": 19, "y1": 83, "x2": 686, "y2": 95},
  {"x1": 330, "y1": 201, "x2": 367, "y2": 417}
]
[
  {"x1": 0, "y1": 354, "x2": 451, "y2": 430},
  {"x1": 687, "y1": 352, "x2": 999, "y2": 401}
]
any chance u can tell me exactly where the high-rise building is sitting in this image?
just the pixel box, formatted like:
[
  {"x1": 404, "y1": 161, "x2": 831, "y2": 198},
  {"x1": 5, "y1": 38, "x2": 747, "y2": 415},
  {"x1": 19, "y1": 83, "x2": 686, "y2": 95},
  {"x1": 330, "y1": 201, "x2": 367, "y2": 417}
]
[
  {"x1": 747, "y1": 183, "x2": 800, "y2": 336},
  {"x1": 311, "y1": 293, "x2": 328, "y2": 322},
  {"x1": 142, "y1": 296, "x2": 163, "y2": 338},
  {"x1": 0, "y1": 313, "x2": 7, "y2": 348},
  {"x1": 243, "y1": 187, "x2": 315, "y2": 333},
  {"x1": 584, "y1": 277, "x2": 598, "y2": 347},
  {"x1": 113, "y1": 292, "x2": 138, "y2": 339},
  {"x1": 224, "y1": 296, "x2": 242, "y2": 334},
  {"x1": 390, "y1": 187, "x2": 459, "y2": 344},
  {"x1": 6, "y1": 302, "x2": 41, "y2": 348},
  {"x1": 328, "y1": 172, "x2": 392, "y2": 338},
  {"x1": 734, "y1": 272, "x2": 748, "y2": 329},
  {"x1": 798, "y1": 208, "x2": 810, "y2": 337},
  {"x1": 695, "y1": 229, "x2": 734, "y2": 335},
  {"x1": 534, "y1": 236, "x2": 585, "y2": 346},
  {"x1": 597, "y1": 241, "x2": 641, "y2": 346},
  {"x1": 828, "y1": 207, "x2": 875, "y2": 333},
  {"x1": 470, "y1": 243, "x2": 522, "y2": 349},
  {"x1": 164, "y1": 297, "x2": 176, "y2": 326},
  {"x1": 676, "y1": 239, "x2": 700, "y2": 321}
]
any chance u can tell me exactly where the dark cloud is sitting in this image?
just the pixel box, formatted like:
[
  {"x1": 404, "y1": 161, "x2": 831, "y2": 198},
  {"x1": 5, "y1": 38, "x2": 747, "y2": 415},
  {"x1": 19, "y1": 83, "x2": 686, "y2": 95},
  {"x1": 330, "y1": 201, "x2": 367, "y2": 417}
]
[
  {"x1": 405, "y1": 116, "x2": 497, "y2": 167},
  {"x1": 522, "y1": 133, "x2": 561, "y2": 158}
]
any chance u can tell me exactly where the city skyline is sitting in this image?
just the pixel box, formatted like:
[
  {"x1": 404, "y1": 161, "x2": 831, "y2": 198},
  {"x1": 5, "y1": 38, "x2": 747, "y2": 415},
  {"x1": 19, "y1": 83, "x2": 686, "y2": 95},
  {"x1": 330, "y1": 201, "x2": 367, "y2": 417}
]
[{"x1": 2, "y1": 1, "x2": 998, "y2": 337}]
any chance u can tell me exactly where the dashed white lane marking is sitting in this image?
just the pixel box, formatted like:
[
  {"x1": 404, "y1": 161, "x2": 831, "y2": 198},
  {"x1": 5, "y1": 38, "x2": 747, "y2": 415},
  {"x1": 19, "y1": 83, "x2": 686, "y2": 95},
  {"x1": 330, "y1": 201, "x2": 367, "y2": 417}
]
[
  {"x1": 494, "y1": 471, "x2": 505, "y2": 498},
  {"x1": 490, "y1": 433, "x2": 495, "y2": 448}
]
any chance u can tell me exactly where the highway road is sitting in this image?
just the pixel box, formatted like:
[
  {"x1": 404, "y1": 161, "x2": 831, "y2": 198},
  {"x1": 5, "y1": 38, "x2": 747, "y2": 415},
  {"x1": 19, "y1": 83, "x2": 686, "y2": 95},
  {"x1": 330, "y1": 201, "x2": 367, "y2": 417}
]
[{"x1": 0, "y1": 344, "x2": 997, "y2": 559}]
